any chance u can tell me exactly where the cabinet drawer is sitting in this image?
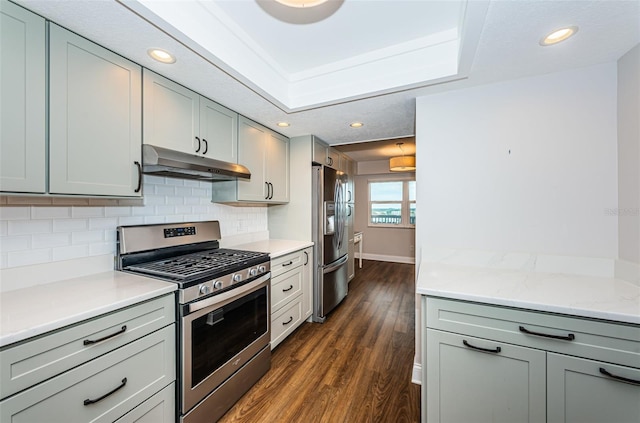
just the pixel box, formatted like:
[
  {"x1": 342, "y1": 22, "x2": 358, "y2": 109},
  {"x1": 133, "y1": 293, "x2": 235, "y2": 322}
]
[
  {"x1": 115, "y1": 382, "x2": 175, "y2": 423},
  {"x1": 0, "y1": 324, "x2": 175, "y2": 423},
  {"x1": 271, "y1": 298, "x2": 303, "y2": 349},
  {"x1": 271, "y1": 250, "x2": 304, "y2": 278},
  {"x1": 425, "y1": 297, "x2": 640, "y2": 368},
  {"x1": 0, "y1": 294, "x2": 175, "y2": 399},
  {"x1": 271, "y1": 266, "x2": 302, "y2": 313}
]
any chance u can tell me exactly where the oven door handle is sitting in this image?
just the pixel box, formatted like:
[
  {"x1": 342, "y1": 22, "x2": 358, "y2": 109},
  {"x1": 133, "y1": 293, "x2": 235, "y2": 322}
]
[{"x1": 188, "y1": 273, "x2": 270, "y2": 314}]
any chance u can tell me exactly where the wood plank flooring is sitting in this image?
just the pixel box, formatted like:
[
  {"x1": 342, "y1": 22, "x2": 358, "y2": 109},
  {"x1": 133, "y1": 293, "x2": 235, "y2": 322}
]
[{"x1": 218, "y1": 260, "x2": 420, "y2": 423}]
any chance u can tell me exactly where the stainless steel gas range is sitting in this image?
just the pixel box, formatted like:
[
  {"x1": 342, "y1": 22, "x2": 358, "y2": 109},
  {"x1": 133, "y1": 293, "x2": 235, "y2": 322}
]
[{"x1": 116, "y1": 221, "x2": 271, "y2": 423}]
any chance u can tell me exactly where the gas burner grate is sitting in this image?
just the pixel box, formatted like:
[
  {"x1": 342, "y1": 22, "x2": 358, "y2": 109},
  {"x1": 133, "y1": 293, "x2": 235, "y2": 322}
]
[{"x1": 125, "y1": 248, "x2": 267, "y2": 280}]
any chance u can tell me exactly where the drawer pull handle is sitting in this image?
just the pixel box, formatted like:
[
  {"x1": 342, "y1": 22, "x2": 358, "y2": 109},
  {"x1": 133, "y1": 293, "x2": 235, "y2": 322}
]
[
  {"x1": 463, "y1": 340, "x2": 501, "y2": 354},
  {"x1": 84, "y1": 378, "x2": 127, "y2": 405},
  {"x1": 519, "y1": 325, "x2": 575, "y2": 341},
  {"x1": 282, "y1": 261, "x2": 294, "y2": 267},
  {"x1": 599, "y1": 368, "x2": 640, "y2": 385},
  {"x1": 283, "y1": 285, "x2": 294, "y2": 292},
  {"x1": 83, "y1": 325, "x2": 127, "y2": 345},
  {"x1": 282, "y1": 316, "x2": 293, "y2": 325}
]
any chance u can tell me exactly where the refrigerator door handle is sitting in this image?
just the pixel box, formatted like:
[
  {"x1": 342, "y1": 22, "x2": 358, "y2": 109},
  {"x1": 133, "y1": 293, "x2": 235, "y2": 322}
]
[{"x1": 323, "y1": 255, "x2": 349, "y2": 274}]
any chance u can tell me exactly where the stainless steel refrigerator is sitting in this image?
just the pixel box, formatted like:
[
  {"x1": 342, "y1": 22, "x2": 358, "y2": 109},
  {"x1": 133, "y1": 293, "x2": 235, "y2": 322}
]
[{"x1": 312, "y1": 165, "x2": 349, "y2": 322}]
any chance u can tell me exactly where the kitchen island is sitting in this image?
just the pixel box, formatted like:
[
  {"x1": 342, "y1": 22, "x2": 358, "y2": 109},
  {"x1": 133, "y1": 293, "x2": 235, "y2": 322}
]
[{"x1": 417, "y1": 260, "x2": 640, "y2": 423}]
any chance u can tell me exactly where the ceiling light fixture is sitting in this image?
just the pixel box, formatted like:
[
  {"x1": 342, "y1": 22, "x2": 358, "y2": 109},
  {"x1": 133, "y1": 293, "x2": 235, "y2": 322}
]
[
  {"x1": 540, "y1": 26, "x2": 578, "y2": 46},
  {"x1": 147, "y1": 48, "x2": 176, "y2": 64},
  {"x1": 350, "y1": 122, "x2": 364, "y2": 128},
  {"x1": 277, "y1": 122, "x2": 290, "y2": 127},
  {"x1": 389, "y1": 142, "x2": 416, "y2": 172},
  {"x1": 274, "y1": 0, "x2": 329, "y2": 8}
]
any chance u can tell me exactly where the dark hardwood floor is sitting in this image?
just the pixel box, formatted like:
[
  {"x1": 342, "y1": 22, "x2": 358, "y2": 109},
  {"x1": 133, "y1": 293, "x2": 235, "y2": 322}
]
[{"x1": 218, "y1": 260, "x2": 420, "y2": 423}]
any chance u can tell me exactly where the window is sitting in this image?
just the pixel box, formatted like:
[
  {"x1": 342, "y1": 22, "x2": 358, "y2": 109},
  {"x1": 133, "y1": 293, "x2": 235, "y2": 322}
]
[{"x1": 368, "y1": 179, "x2": 416, "y2": 227}]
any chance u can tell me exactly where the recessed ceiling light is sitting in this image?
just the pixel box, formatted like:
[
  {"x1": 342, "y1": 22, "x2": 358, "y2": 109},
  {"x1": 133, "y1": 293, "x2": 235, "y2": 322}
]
[
  {"x1": 147, "y1": 48, "x2": 176, "y2": 64},
  {"x1": 277, "y1": 122, "x2": 290, "y2": 127},
  {"x1": 540, "y1": 26, "x2": 578, "y2": 46},
  {"x1": 274, "y1": 0, "x2": 328, "y2": 8},
  {"x1": 350, "y1": 122, "x2": 364, "y2": 128}
]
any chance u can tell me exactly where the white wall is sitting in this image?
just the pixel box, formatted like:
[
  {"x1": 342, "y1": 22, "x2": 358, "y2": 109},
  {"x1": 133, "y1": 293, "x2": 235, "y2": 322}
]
[
  {"x1": 617, "y1": 44, "x2": 640, "y2": 265},
  {"x1": 0, "y1": 175, "x2": 268, "y2": 269},
  {"x1": 415, "y1": 63, "x2": 619, "y2": 261}
]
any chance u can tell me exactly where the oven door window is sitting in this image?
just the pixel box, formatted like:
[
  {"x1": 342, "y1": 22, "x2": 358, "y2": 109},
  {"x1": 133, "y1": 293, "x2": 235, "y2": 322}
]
[{"x1": 191, "y1": 286, "x2": 268, "y2": 387}]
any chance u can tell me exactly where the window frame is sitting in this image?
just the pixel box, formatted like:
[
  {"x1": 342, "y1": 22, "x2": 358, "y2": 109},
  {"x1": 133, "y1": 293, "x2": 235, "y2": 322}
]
[{"x1": 367, "y1": 177, "x2": 416, "y2": 228}]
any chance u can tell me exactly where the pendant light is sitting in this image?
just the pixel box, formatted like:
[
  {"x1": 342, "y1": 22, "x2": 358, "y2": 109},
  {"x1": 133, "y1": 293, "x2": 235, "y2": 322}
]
[{"x1": 389, "y1": 142, "x2": 416, "y2": 172}]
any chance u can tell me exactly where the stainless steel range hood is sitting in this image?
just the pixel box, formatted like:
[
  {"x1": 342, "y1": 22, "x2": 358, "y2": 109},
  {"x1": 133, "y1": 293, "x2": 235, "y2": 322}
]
[{"x1": 142, "y1": 144, "x2": 251, "y2": 181}]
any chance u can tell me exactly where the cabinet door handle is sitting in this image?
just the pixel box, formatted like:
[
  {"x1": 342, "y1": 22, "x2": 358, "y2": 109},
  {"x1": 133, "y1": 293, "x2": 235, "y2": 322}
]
[
  {"x1": 463, "y1": 339, "x2": 501, "y2": 354},
  {"x1": 282, "y1": 284, "x2": 294, "y2": 292},
  {"x1": 268, "y1": 182, "x2": 274, "y2": 199},
  {"x1": 202, "y1": 138, "x2": 208, "y2": 155},
  {"x1": 84, "y1": 377, "x2": 127, "y2": 405},
  {"x1": 599, "y1": 368, "x2": 640, "y2": 385},
  {"x1": 519, "y1": 325, "x2": 575, "y2": 341},
  {"x1": 83, "y1": 325, "x2": 127, "y2": 345},
  {"x1": 195, "y1": 136, "x2": 201, "y2": 153},
  {"x1": 282, "y1": 316, "x2": 293, "y2": 325},
  {"x1": 265, "y1": 182, "x2": 270, "y2": 200},
  {"x1": 328, "y1": 157, "x2": 333, "y2": 166},
  {"x1": 134, "y1": 162, "x2": 142, "y2": 193},
  {"x1": 282, "y1": 260, "x2": 293, "y2": 267},
  {"x1": 303, "y1": 251, "x2": 309, "y2": 265}
]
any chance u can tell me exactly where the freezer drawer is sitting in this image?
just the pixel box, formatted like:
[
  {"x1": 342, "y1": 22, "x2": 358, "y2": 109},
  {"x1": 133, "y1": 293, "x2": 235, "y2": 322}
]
[{"x1": 314, "y1": 254, "x2": 348, "y2": 322}]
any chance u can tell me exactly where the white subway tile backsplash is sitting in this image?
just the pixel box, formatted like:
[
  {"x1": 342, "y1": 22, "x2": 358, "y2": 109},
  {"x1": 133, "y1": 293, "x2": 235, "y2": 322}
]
[
  {"x1": 32, "y1": 233, "x2": 71, "y2": 249},
  {"x1": 0, "y1": 179, "x2": 268, "y2": 270},
  {"x1": 53, "y1": 219, "x2": 88, "y2": 232},
  {"x1": 8, "y1": 248, "x2": 52, "y2": 267},
  {"x1": 72, "y1": 230, "x2": 104, "y2": 244},
  {"x1": 52, "y1": 245, "x2": 89, "y2": 261},
  {"x1": 71, "y1": 207, "x2": 104, "y2": 218},
  {"x1": 89, "y1": 217, "x2": 118, "y2": 230},
  {"x1": 0, "y1": 207, "x2": 30, "y2": 220},
  {"x1": 31, "y1": 207, "x2": 71, "y2": 219},
  {"x1": 0, "y1": 236, "x2": 30, "y2": 252},
  {"x1": 8, "y1": 220, "x2": 52, "y2": 235}
]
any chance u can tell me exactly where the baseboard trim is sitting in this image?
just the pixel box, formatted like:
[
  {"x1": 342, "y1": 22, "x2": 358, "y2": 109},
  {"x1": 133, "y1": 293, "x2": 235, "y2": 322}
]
[
  {"x1": 411, "y1": 362, "x2": 422, "y2": 385},
  {"x1": 355, "y1": 253, "x2": 415, "y2": 264}
]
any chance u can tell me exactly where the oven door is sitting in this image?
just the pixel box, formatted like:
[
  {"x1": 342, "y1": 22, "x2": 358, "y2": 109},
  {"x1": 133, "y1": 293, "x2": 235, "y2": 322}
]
[{"x1": 181, "y1": 273, "x2": 270, "y2": 413}]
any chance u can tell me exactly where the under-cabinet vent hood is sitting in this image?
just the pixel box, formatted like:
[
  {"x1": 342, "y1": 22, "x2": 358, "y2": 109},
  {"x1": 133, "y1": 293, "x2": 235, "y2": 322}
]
[{"x1": 142, "y1": 144, "x2": 251, "y2": 181}]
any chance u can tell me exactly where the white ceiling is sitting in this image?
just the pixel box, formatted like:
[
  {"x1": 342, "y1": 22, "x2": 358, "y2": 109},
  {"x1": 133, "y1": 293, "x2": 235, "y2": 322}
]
[{"x1": 14, "y1": 0, "x2": 640, "y2": 155}]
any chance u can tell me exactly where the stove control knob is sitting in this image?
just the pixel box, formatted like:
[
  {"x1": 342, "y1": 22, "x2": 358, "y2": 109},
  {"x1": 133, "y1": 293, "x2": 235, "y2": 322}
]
[
  {"x1": 199, "y1": 284, "x2": 211, "y2": 295},
  {"x1": 233, "y1": 274, "x2": 243, "y2": 282},
  {"x1": 258, "y1": 265, "x2": 267, "y2": 273},
  {"x1": 249, "y1": 268, "x2": 258, "y2": 277},
  {"x1": 213, "y1": 280, "x2": 224, "y2": 290}
]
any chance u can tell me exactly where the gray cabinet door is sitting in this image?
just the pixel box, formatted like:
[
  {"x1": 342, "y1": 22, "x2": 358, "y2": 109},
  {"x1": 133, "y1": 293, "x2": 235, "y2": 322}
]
[
  {"x1": 266, "y1": 131, "x2": 289, "y2": 202},
  {"x1": 199, "y1": 97, "x2": 237, "y2": 162},
  {"x1": 49, "y1": 24, "x2": 142, "y2": 196},
  {"x1": 237, "y1": 116, "x2": 267, "y2": 201},
  {"x1": 142, "y1": 69, "x2": 199, "y2": 155},
  {"x1": 426, "y1": 328, "x2": 546, "y2": 423},
  {"x1": 0, "y1": 1, "x2": 46, "y2": 193},
  {"x1": 547, "y1": 352, "x2": 640, "y2": 423}
]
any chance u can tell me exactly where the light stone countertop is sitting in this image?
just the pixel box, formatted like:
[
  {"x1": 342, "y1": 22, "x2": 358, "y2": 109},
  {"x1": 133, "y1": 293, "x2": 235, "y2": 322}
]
[
  {"x1": 232, "y1": 239, "x2": 314, "y2": 258},
  {"x1": 417, "y1": 262, "x2": 640, "y2": 325},
  {"x1": 0, "y1": 271, "x2": 176, "y2": 348}
]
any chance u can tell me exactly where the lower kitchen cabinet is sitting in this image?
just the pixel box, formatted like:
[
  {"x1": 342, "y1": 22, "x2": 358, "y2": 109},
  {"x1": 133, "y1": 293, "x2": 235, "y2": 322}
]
[
  {"x1": 422, "y1": 296, "x2": 640, "y2": 423},
  {"x1": 115, "y1": 382, "x2": 175, "y2": 423},
  {"x1": 0, "y1": 295, "x2": 176, "y2": 423},
  {"x1": 270, "y1": 247, "x2": 313, "y2": 348},
  {"x1": 426, "y1": 329, "x2": 546, "y2": 423},
  {"x1": 547, "y1": 353, "x2": 640, "y2": 423}
]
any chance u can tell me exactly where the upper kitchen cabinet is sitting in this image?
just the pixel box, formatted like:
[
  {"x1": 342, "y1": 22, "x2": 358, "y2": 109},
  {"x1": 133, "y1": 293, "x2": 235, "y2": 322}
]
[
  {"x1": 235, "y1": 116, "x2": 289, "y2": 203},
  {"x1": 0, "y1": 1, "x2": 46, "y2": 194},
  {"x1": 49, "y1": 23, "x2": 142, "y2": 196},
  {"x1": 143, "y1": 70, "x2": 238, "y2": 163}
]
